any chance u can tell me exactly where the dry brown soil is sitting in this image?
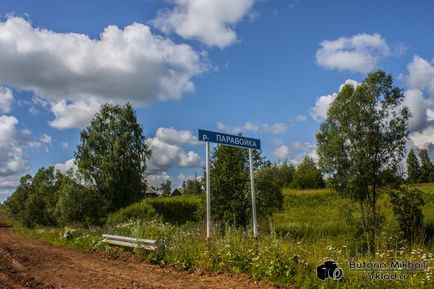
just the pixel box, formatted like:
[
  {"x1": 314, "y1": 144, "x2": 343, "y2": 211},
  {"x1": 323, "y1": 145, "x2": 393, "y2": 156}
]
[{"x1": 0, "y1": 213, "x2": 289, "y2": 289}]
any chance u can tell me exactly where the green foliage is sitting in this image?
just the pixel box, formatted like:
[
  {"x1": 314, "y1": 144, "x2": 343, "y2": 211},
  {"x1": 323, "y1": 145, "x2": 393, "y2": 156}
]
[
  {"x1": 274, "y1": 162, "x2": 295, "y2": 189},
  {"x1": 419, "y1": 149, "x2": 434, "y2": 183},
  {"x1": 389, "y1": 186, "x2": 425, "y2": 246},
  {"x1": 146, "y1": 196, "x2": 202, "y2": 224},
  {"x1": 181, "y1": 178, "x2": 204, "y2": 195},
  {"x1": 406, "y1": 149, "x2": 420, "y2": 183},
  {"x1": 5, "y1": 167, "x2": 61, "y2": 227},
  {"x1": 55, "y1": 175, "x2": 105, "y2": 226},
  {"x1": 5, "y1": 174, "x2": 32, "y2": 226},
  {"x1": 75, "y1": 103, "x2": 151, "y2": 213},
  {"x1": 316, "y1": 70, "x2": 410, "y2": 254},
  {"x1": 106, "y1": 195, "x2": 202, "y2": 226},
  {"x1": 210, "y1": 145, "x2": 250, "y2": 227},
  {"x1": 5, "y1": 167, "x2": 106, "y2": 227},
  {"x1": 291, "y1": 156, "x2": 324, "y2": 189},
  {"x1": 106, "y1": 201, "x2": 158, "y2": 226},
  {"x1": 11, "y1": 185, "x2": 434, "y2": 288},
  {"x1": 159, "y1": 179, "x2": 172, "y2": 196},
  {"x1": 254, "y1": 166, "x2": 284, "y2": 218}
]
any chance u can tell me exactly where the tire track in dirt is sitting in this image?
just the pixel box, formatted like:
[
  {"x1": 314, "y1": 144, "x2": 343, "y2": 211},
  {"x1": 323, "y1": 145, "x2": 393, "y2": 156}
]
[{"x1": 0, "y1": 213, "x2": 288, "y2": 289}]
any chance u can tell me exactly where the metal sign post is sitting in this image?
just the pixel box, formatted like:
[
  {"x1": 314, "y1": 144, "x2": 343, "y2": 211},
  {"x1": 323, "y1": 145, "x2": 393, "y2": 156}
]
[
  {"x1": 205, "y1": 141, "x2": 211, "y2": 241},
  {"x1": 248, "y1": 148, "x2": 258, "y2": 238},
  {"x1": 199, "y1": 129, "x2": 261, "y2": 240}
]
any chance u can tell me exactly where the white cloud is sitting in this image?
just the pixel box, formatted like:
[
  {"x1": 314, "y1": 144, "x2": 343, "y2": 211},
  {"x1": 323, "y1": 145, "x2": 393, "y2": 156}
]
[
  {"x1": 217, "y1": 121, "x2": 287, "y2": 135},
  {"x1": 41, "y1": 134, "x2": 52, "y2": 145},
  {"x1": 409, "y1": 127, "x2": 434, "y2": 149},
  {"x1": 294, "y1": 114, "x2": 307, "y2": 122},
  {"x1": 0, "y1": 86, "x2": 13, "y2": 113},
  {"x1": 178, "y1": 151, "x2": 201, "y2": 167},
  {"x1": 311, "y1": 79, "x2": 359, "y2": 120},
  {"x1": 272, "y1": 145, "x2": 291, "y2": 160},
  {"x1": 40, "y1": 133, "x2": 52, "y2": 152},
  {"x1": 61, "y1": 142, "x2": 69, "y2": 150},
  {"x1": 146, "y1": 127, "x2": 202, "y2": 173},
  {"x1": 152, "y1": 0, "x2": 255, "y2": 48},
  {"x1": 405, "y1": 55, "x2": 434, "y2": 96},
  {"x1": 427, "y1": 109, "x2": 434, "y2": 122},
  {"x1": 0, "y1": 115, "x2": 30, "y2": 195},
  {"x1": 48, "y1": 98, "x2": 102, "y2": 129},
  {"x1": 401, "y1": 55, "x2": 434, "y2": 150},
  {"x1": 146, "y1": 138, "x2": 181, "y2": 171},
  {"x1": 0, "y1": 17, "x2": 207, "y2": 129},
  {"x1": 155, "y1": 127, "x2": 198, "y2": 145},
  {"x1": 316, "y1": 33, "x2": 390, "y2": 73},
  {"x1": 402, "y1": 89, "x2": 431, "y2": 132},
  {"x1": 311, "y1": 94, "x2": 336, "y2": 121},
  {"x1": 177, "y1": 173, "x2": 196, "y2": 182},
  {"x1": 146, "y1": 172, "x2": 171, "y2": 188},
  {"x1": 54, "y1": 158, "x2": 76, "y2": 173},
  {"x1": 263, "y1": 122, "x2": 287, "y2": 134}
]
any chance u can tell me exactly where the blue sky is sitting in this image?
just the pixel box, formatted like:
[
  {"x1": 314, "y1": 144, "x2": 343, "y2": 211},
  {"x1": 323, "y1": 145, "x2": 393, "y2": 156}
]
[{"x1": 1, "y1": 0, "x2": 434, "y2": 202}]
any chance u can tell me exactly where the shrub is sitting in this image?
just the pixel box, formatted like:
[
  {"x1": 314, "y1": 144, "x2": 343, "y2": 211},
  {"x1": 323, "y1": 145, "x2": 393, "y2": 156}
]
[
  {"x1": 389, "y1": 186, "x2": 425, "y2": 246},
  {"x1": 291, "y1": 156, "x2": 324, "y2": 189},
  {"x1": 106, "y1": 201, "x2": 158, "y2": 226},
  {"x1": 106, "y1": 195, "x2": 202, "y2": 226},
  {"x1": 146, "y1": 196, "x2": 202, "y2": 224}
]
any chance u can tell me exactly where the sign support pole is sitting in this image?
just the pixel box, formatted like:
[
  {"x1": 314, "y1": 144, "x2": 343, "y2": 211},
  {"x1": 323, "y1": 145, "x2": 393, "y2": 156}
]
[
  {"x1": 249, "y1": 148, "x2": 258, "y2": 238},
  {"x1": 205, "y1": 141, "x2": 211, "y2": 242}
]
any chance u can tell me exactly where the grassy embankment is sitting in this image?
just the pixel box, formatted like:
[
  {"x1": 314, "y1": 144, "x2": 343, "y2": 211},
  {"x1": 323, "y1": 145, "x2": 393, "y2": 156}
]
[{"x1": 8, "y1": 185, "x2": 434, "y2": 289}]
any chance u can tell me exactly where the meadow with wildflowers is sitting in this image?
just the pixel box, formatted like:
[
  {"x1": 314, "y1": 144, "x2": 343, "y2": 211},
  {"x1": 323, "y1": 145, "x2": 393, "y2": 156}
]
[{"x1": 12, "y1": 186, "x2": 434, "y2": 288}]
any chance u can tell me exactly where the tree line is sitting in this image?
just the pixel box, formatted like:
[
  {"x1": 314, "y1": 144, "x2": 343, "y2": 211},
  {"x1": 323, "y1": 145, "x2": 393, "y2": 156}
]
[
  {"x1": 5, "y1": 70, "x2": 431, "y2": 253},
  {"x1": 5, "y1": 101, "x2": 327, "y2": 228},
  {"x1": 406, "y1": 148, "x2": 434, "y2": 183},
  {"x1": 6, "y1": 103, "x2": 150, "y2": 227}
]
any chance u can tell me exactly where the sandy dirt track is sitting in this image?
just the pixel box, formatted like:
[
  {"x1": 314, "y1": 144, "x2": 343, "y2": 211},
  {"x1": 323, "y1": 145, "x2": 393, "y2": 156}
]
[{"x1": 0, "y1": 213, "x2": 285, "y2": 289}]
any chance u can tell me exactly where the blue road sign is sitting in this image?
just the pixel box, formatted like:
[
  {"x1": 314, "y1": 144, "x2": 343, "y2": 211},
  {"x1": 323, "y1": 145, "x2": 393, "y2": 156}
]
[{"x1": 198, "y1": 129, "x2": 261, "y2": 150}]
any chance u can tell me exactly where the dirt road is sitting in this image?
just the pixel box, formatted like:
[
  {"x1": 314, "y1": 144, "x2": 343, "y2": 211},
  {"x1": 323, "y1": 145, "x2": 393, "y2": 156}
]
[{"x1": 0, "y1": 213, "x2": 279, "y2": 289}]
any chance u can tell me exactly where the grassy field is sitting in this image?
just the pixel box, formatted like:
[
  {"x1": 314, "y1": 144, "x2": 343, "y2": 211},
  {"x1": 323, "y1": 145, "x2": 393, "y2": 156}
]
[{"x1": 9, "y1": 185, "x2": 434, "y2": 288}]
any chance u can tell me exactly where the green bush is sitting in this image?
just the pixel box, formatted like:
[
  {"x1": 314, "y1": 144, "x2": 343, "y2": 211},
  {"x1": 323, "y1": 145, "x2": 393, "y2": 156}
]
[
  {"x1": 291, "y1": 156, "x2": 324, "y2": 189},
  {"x1": 106, "y1": 195, "x2": 202, "y2": 226},
  {"x1": 55, "y1": 179, "x2": 106, "y2": 226},
  {"x1": 146, "y1": 195, "x2": 202, "y2": 224},
  {"x1": 106, "y1": 201, "x2": 158, "y2": 226},
  {"x1": 389, "y1": 186, "x2": 425, "y2": 246}
]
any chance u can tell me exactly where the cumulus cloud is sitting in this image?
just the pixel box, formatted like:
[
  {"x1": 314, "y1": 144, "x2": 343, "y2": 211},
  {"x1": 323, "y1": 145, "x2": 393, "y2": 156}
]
[
  {"x1": 146, "y1": 171, "x2": 171, "y2": 188},
  {"x1": 155, "y1": 127, "x2": 199, "y2": 145},
  {"x1": 0, "y1": 17, "x2": 207, "y2": 129},
  {"x1": 0, "y1": 115, "x2": 30, "y2": 196},
  {"x1": 146, "y1": 127, "x2": 202, "y2": 173},
  {"x1": 152, "y1": 0, "x2": 255, "y2": 48},
  {"x1": 403, "y1": 89, "x2": 431, "y2": 132},
  {"x1": 409, "y1": 127, "x2": 434, "y2": 149},
  {"x1": 54, "y1": 158, "x2": 76, "y2": 173},
  {"x1": 0, "y1": 86, "x2": 13, "y2": 113},
  {"x1": 311, "y1": 94, "x2": 336, "y2": 121},
  {"x1": 316, "y1": 33, "x2": 390, "y2": 73},
  {"x1": 217, "y1": 121, "x2": 287, "y2": 135},
  {"x1": 179, "y1": 151, "x2": 201, "y2": 167},
  {"x1": 146, "y1": 138, "x2": 181, "y2": 171},
  {"x1": 401, "y1": 55, "x2": 434, "y2": 150},
  {"x1": 272, "y1": 145, "x2": 291, "y2": 160},
  {"x1": 406, "y1": 56, "x2": 434, "y2": 96},
  {"x1": 48, "y1": 98, "x2": 102, "y2": 129},
  {"x1": 311, "y1": 79, "x2": 359, "y2": 120}
]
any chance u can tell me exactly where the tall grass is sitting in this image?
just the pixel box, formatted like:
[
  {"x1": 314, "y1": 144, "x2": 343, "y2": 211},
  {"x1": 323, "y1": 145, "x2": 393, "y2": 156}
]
[{"x1": 9, "y1": 185, "x2": 434, "y2": 288}]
